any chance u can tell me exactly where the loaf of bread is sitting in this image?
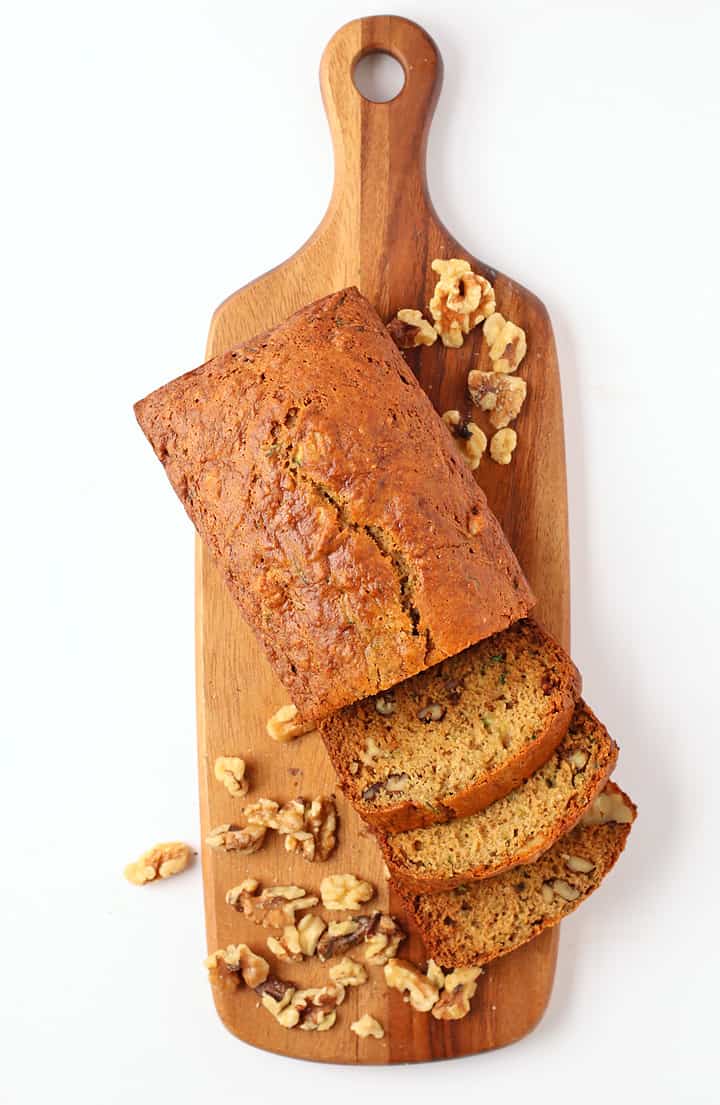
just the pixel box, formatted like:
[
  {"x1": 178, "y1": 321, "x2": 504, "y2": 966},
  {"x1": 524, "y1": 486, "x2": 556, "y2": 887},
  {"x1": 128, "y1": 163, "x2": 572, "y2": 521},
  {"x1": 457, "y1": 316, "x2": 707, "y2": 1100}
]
[
  {"x1": 396, "y1": 782, "x2": 636, "y2": 967},
  {"x1": 320, "y1": 619, "x2": 581, "y2": 832},
  {"x1": 378, "y1": 699, "x2": 617, "y2": 891},
  {"x1": 134, "y1": 288, "x2": 535, "y2": 721}
]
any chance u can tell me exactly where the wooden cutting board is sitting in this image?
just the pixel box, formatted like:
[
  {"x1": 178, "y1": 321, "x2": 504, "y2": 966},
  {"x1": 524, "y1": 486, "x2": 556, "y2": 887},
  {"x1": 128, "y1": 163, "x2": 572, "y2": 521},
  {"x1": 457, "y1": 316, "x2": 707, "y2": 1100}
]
[{"x1": 196, "y1": 15, "x2": 569, "y2": 1062}]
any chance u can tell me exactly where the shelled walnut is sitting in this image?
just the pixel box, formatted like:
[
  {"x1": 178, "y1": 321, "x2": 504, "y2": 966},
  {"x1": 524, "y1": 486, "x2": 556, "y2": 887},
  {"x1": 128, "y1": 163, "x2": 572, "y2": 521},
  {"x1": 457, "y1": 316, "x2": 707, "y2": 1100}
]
[
  {"x1": 489, "y1": 428, "x2": 518, "y2": 465},
  {"x1": 364, "y1": 914, "x2": 406, "y2": 965},
  {"x1": 431, "y1": 966, "x2": 482, "y2": 1020},
  {"x1": 429, "y1": 259, "x2": 495, "y2": 347},
  {"x1": 266, "y1": 704, "x2": 316, "y2": 743},
  {"x1": 387, "y1": 309, "x2": 437, "y2": 349},
  {"x1": 483, "y1": 312, "x2": 527, "y2": 373},
  {"x1": 205, "y1": 944, "x2": 269, "y2": 992},
  {"x1": 320, "y1": 874, "x2": 375, "y2": 911},
  {"x1": 267, "y1": 913, "x2": 327, "y2": 961},
  {"x1": 283, "y1": 797, "x2": 337, "y2": 862},
  {"x1": 226, "y1": 879, "x2": 319, "y2": 927},
  {"x1": 205, "y1": 821, "x2": 267, "y2": 855},
  {"x1": 316, "y1": 912, "x2": 405, "y2": 964},
  {"x1": 442, "y1": 410, "x2": 487, "y2": 469},
  {"x1": 265, "y1": 983, "x2": 346, "y2": 1032},
  {"x1": 123, "y1": 841, "x2": 191, "y2": 885},
  {"x1": 329, "y1": 957, "x2": 368, "y2": 987},
  {"x1": 351, "y1": 1014, "x2": 384, "y2": 1039},
  {"x1": 383, "y1": 958, "x2": 440, "y2": 1012},
  {"x1": 468, "y1": 370, "x2": 527, "y2": 430},
  {"x1": 213, "y1": 756, "x2": 249, "y2": 798}
]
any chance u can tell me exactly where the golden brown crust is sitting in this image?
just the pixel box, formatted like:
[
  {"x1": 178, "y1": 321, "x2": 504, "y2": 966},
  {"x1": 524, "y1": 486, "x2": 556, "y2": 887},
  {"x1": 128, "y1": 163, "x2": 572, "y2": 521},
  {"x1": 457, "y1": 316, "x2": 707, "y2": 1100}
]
[
  {"x1": 320, "y1": 620, "x2": 581, "y2": 832},
  {"x1": 396, "y1": 782, "x2": 636, "y2": 968},
  {"x1": 135, "y1": 287, "x2": 534, "y2": 720},
  {"x1": 379, "y1": 700, "x2": 618, "y2": 891}
]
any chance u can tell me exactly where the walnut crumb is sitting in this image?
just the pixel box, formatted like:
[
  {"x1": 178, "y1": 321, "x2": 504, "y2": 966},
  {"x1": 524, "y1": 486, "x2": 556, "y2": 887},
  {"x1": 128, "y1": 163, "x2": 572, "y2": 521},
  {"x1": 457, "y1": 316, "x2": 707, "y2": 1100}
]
[
  {"x1": 320, "y1": 873, "x2": 375, "y2": 911},
  {"x1": 387, "y1": 309, "x2": 437, "y2": 349},
  {"x1": 489, "y1": 428, "x2": 518, "y2": 465},
  {"x1": 442, "y1": 410, "x2": 487, "y2": 470},
  {"x1": 266, "y1": 704, "x2": 317, "y2": 743},
  {"x1": 213, "y1": 756, "x2": 248, "y2": 798},
  {"x1": 429, "y1": 259, "x2": 496, "y2": 347},
  {"x1": 351, "y1": 1013, "x2": 384, "y2": 1039},
  {"x1": 467, "y1": 370, "x2": 527, "y2": 429},
  {"x1": 329, "y1": 956, "x2": 368, "y2": 987},
  {"x1": 124, "y1": 841, "x2": 191, "y2": 885}
]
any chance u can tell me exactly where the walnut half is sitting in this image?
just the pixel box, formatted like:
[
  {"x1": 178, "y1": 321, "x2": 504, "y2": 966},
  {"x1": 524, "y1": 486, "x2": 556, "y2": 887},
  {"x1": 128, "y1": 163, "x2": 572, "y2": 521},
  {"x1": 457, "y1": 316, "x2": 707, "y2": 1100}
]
[
  {"x1": 468, "y1": 370, "x2": 527, "y2": 430},
  {"x1": 226, "y1": 879, "x2": 319, "y2": 928},
  {"x1": 213, "y1": 756, "x2": 249, "y2": 798},
  {"x1": 320, "y1": 874, "x2": 375, "y2": 911},
  {"x1": 483, "y1": 312, "x2": 527, "y2": 373},
  {"x1": 205, "y1": 821, "x2": 267, "y2": 855},
  {"x1": 383, "y1": 958, "x2": 440, "y2": 1012},
  {"x1": 124, "y1": 841, "x2": 192, "y2": 885},
  {"x1": 430, "y1": 259, "x2": 496, "y2": 347}
]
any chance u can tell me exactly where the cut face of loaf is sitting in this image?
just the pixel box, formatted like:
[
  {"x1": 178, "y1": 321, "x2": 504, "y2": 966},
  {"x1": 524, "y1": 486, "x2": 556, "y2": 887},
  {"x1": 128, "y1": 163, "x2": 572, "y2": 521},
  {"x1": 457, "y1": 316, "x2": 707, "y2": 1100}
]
[
  {"x1": 319, "y1": 620, "x2": 581, "y2": 832},
  {"x1": 134, "y1": 287, "x2": 535, "y2": 721},
  {"x1": 379, "y1": 699, "x2": 618, "y2": 891},
  {"x1": 397, "y1": 782, "x2": 636, "y2": 968}
]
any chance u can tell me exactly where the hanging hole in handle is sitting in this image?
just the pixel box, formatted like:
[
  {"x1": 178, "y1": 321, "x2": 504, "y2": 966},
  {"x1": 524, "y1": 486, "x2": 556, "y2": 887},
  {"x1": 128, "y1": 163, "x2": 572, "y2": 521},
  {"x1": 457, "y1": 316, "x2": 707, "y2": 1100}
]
[{"x1": 352, "y1": 50, "x2": 406, "y2": 103}]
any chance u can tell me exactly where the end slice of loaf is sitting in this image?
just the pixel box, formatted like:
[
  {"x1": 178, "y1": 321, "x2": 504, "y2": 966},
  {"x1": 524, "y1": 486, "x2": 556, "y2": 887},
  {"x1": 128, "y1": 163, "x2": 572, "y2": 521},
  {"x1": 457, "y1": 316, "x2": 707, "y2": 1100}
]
[
  {"x1": 396, "y1": 781, "x2": 636, "y2": 967},
  {"x1": 379, "y1": 699, "x2": 617, "y2": 891},
  {"x1": 134, "y1": 287, "x2": 535, "y2": 721},
  {"x1": 319, "y1": 619, "x2": 581, "y2": 833}
]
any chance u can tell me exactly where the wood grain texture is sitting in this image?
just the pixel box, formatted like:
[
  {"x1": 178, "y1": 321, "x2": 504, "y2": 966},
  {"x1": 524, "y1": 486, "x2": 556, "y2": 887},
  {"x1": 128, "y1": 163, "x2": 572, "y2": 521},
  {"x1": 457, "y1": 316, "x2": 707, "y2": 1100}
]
[{"x1": 197, "y1": 15, "x2": 568, "y2": 1062}]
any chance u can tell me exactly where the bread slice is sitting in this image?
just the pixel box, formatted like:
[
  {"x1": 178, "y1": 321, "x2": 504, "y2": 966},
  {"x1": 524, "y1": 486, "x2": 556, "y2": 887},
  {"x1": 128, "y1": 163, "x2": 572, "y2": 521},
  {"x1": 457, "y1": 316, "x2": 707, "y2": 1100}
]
[
  {"x1": 397, "y1": 782, "x2": 636, "y2": 967},
  {"x1": 319, "y1": 620, "x2": 581, "y2": 833},
  {"x1": 379, "y1": 700, "x2": 617, "y2": 891}
]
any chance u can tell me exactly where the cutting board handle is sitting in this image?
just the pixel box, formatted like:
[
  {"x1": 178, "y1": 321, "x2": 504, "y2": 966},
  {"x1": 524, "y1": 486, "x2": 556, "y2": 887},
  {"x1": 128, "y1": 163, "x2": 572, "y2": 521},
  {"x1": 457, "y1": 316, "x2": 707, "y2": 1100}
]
[{"x1": 320, "y1": 16, "x2": 442, "y2": 217}]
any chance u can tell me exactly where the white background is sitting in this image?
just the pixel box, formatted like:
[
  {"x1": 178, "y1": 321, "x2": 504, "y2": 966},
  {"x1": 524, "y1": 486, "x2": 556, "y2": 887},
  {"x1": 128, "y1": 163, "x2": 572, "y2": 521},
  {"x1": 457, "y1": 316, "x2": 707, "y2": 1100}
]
[{"x1": 2, "y1": 1, "x2": 718, "y2": 1102}]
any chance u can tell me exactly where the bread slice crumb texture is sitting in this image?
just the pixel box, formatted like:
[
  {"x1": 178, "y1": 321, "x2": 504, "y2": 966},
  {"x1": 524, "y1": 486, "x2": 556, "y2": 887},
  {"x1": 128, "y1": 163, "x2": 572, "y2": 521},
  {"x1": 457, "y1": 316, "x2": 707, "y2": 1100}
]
[
  {"x1": 319, "y1": 619, "x2": 581, "y2": 832},
  {"x1": 380, "y1": 699, "x2": 618, "y2": 890},
  {"x1": 397, "y1": 782, "x2": 636, "y2": 967}
]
